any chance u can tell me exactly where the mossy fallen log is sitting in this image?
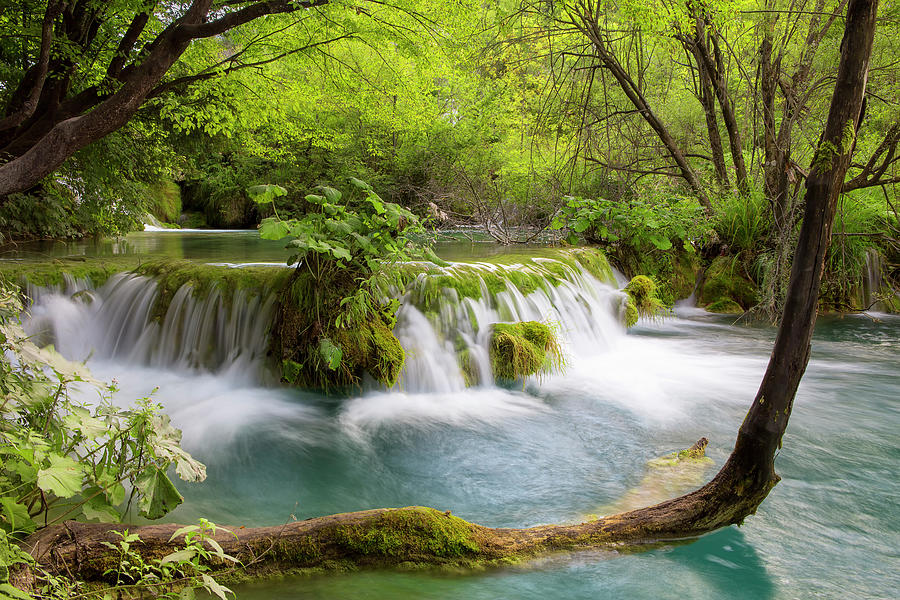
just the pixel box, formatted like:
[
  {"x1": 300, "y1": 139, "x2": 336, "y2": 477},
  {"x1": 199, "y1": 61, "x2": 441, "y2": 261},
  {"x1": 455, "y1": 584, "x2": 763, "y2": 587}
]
[{"x1": 13, "y1": 437, "x2": 776, "y2": 592}]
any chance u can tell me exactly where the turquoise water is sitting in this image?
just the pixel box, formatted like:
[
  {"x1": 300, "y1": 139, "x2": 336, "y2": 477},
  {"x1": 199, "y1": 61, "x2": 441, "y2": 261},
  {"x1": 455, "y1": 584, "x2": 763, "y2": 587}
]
[
  {"x1": 90, "y1": 313, "x2": 898, "y2": 600},
  {"x1": 17, "y1": 231, "x2": 899, "y2": 599}
]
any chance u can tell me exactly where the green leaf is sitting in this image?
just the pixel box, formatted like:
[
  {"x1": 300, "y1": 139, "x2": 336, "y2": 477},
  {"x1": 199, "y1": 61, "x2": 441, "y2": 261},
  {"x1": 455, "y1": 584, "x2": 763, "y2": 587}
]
[
  {"x1": 258, "y1": 218, "x2": 291, "y2": 240},
  {"x1": 648, "y1": 235, "x2": 673, "y2": 250},
  {"x1": 573, "y1": 218, "x2": 591, "y2": 233},
  {"x1": 201, "y1": 573, "x2": 233, "y2": 600},
  {"x1": 160, "y1": 548, "x2": 197, "y2": 565},
  {"x1": 305, "y1": 194, "x2": 326, "y2": 205},
  {"x1": 247, "y1": 184, "x2": 287, "y2": 205},
  {"x1": 330, "y1": 246, "x2": 351, "y2": 261},
  {"x1": 318, "y1": 338, "x2": 342, "y2": 371},
  {"x1": 37, "y1": 454, "x2": 84, "y2": 498},
  {"x1": 0, "y1": 583, "x2": 32, "y2": 600},
  {"x1": 134, "y1": 465, "x2": 184, "y2": 520},
  {"x1": 81, "y1": 496, "x2": 120, "y2": 523},
  {"x1": 0, "y1": 499, "x2": 35, "y2": 535},
  {"x1": 348, "y1": 177, "x2": 372, "y2": 190},
  {"x1": 315, "y1": 186, "x2": 342, "y2": 203}
]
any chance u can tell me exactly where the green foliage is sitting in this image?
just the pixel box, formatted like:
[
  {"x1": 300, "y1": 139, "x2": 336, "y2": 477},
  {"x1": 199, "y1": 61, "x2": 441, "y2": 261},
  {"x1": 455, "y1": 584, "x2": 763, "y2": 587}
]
[
  {"x1": 258, "y1": 178, "x2": 439, "y2": 390},
  {"x1": 551, "y1": 194, "x2": 713, "y2": 299},
  {"x1": 147, "y1": 180, "x2": 183, "y2": 224},
  {"x1": 0, "y1": 282, "x2": 205, "y2": 536},
  {"x1": 713, "y1": 191, "x2": 771, "y2": 257},
  {"x1": 489, "y1": 321, "x2": 563, "y2": 381}
]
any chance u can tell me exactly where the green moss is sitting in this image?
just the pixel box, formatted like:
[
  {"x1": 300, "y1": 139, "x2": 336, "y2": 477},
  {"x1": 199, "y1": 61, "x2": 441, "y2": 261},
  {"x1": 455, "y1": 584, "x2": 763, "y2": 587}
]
[
  {"x1": 706, "y1": 298, "x2": 743, "y2": 314},
  {"x1": 0, "y1": 256, "x2": 145, "y2": 289},
  {"x1": 624, "y1": 299, "x2": 639, "y2": 328},
  {"x1": 274, "y1": 270, "x2": 405, "y2": 391},
  {"x1": 333, "y1": 507, "x2": 480, "y2": 560},
  {"x1": 147, "y1": 179, "x2": 182, "y2": 223},
  {"x1": 700, "y1": 256, "x2": 757, "y2": 311},
  {"x1": 568, "y1": 247, "x2": 616, "y2": 284},
  {"x1": 489, "y1": 321, "x2": 563, "y2": 381},
  {"x1": 134, "y1": 259, "x2": 290, "y2": 321},
  {"x1": 623, "y1": 275, "x2": 668, "y2": 325},
  {"x1": 458, "y1": 348, "x2": 479, "y2": 386},
  {"x1": 332, "y1": 320, "x2": 405, "y2": 388}
]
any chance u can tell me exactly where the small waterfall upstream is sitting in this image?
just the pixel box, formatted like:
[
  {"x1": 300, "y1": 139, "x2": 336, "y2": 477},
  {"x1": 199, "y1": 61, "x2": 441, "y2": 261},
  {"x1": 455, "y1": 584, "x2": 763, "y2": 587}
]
[
  {"x1": 23, "y1": 272, "x2": 276, "y2": 378},
  {"x1": 20, "y1": 255, "x2": 628, "y2": 392}
]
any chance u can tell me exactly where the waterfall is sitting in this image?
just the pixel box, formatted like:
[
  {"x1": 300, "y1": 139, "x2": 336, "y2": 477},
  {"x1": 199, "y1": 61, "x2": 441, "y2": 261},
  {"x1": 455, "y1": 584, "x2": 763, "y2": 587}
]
[
  {"x1": 20, "y1": 253, "x2": 628, "y2": 391},
  {"x1": 22, "y1": 272, "x2": 276, "y2": 378},
  {"x1": 394, "y1": 258, "x2": 628, "y2": 392},
  {"x1": 861, "y1": 249, "x2": 886, "y2": 312}
]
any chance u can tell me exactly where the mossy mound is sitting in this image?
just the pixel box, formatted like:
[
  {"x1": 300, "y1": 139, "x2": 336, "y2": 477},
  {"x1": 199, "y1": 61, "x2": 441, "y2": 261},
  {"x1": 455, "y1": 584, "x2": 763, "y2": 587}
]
[
  {"x1": 706, "y1": 298, "x2": 744, "y2": 314},
  {"x1": 274, "y1": 270, "x2": 405, "y2": 390},
  {"x1": 0, "y1": 255, "x2": 145, "y2": 289},
  {"x1": 700, "y1": 256, "x2": 757, "y2": 312},
  {"x1": 622, "y1": 275, "x2": 668, "y2": 326},
  {"x1": 489, "y1": 321, "x2": 562, "y2": 381}
]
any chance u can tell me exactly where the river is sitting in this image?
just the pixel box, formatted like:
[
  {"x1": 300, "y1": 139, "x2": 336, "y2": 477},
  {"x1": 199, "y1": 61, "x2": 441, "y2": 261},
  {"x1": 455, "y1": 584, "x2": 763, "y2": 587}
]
[{"x1": 9, "y1": 230, "x2": 899, "y2": 599}]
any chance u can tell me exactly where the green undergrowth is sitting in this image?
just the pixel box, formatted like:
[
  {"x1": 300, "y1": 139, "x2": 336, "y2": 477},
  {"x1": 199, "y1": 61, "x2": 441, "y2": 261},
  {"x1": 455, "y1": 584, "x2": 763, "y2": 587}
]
[
  {"x1": 489, "y1": 321, "x2": 563, "y2": 381},
  {"x1": 273, "y1": 269, "x2": 405, "y2": 390}
]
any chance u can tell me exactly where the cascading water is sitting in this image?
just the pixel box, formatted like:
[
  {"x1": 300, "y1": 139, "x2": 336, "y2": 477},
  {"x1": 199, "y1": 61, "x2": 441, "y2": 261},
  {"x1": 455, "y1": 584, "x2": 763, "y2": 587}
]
[
  {"x1": 22, "y1": 271, "x2": 276, "y2": 379},
  {"x1": 20, "y1": 254, "x2": 629, "y2": 393},
  {"x1": 394, "y1": 259, "x2": 627, "y2": 392}
]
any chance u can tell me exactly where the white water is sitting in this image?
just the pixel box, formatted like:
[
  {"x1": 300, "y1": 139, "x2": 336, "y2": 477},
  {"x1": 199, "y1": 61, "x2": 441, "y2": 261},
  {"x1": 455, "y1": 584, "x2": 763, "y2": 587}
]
[{"x1": 23, "y1": 272, "x2": 275, "y2": 379}]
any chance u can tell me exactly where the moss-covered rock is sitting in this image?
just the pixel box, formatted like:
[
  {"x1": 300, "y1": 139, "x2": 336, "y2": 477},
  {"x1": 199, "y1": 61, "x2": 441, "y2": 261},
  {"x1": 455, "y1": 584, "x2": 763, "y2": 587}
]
[
  {"x1": 489, "y1": 321, "x2": 562, "y2": 381},
  {"x1": 706, "y1": 298, "x2": 743, "y2": 314},
  {"x1": 622, "y1": 275, "x2": 668, "y2": 326},
  {"x1": 700, "y1": 256, "x2": 757, "y2": 311},
  {"x1": 273, "y1": 269, "x2": 405, "y2": 390}
]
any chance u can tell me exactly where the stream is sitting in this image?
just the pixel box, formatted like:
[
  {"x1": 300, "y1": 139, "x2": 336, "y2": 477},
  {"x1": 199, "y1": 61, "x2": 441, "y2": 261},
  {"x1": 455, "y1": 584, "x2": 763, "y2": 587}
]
[{"x1": 7, "y1": 230, "x2": 899, "y2": 599}]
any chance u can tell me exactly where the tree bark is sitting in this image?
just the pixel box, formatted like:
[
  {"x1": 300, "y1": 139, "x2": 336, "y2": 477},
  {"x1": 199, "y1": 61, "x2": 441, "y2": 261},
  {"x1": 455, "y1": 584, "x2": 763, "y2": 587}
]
[
  {"x1": 11, "y1": 0, "x2": 880, "y2": 589},
  {"x1": 0, "y1": 0, "x2": 329, "y2": 199}
]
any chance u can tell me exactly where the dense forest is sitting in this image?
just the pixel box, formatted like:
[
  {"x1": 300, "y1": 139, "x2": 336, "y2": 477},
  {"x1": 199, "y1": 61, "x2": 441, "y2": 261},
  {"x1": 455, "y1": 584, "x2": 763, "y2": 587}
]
[
  {"x1": 0, "y1": 0, "x2": 896, "y2": 314},
  {"x1": 0, "y1": 1, "x2": 897, "y2": 598}
]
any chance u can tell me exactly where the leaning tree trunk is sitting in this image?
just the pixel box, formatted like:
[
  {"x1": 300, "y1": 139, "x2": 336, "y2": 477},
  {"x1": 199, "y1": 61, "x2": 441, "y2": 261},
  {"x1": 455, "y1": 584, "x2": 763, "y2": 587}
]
[{"x1": 12, "y1": 0, "x2": 879, "y2": 589}]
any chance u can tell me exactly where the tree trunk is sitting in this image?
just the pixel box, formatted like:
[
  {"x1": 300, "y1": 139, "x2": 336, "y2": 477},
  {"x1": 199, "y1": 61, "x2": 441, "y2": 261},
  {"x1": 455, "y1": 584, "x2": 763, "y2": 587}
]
[
  {"x1": 693, "y1": 43, "x2": 730, "y2": 187},
  {"x1": 572, "y1": 5, "x2": 714, "y2": 212},
  {"x1": 12, "y1": 0, "x2": 879, "y2": 589}
]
